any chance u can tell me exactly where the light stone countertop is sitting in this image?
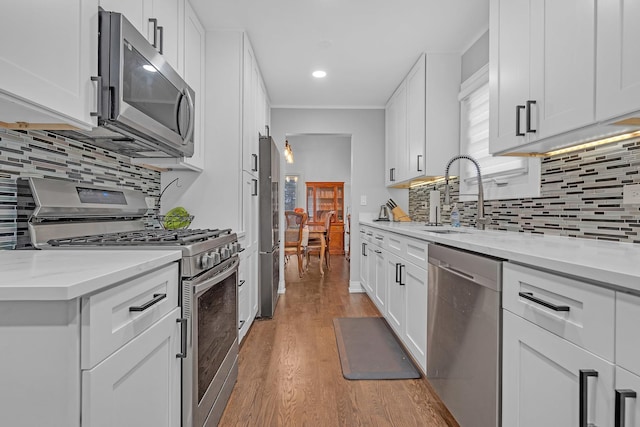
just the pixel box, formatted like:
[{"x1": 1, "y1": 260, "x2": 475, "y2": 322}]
[
  {"x1": 0, "y1": 250, "x2": 182, "y2": 301},
  {"x1": 360, "y1": 219, "x2": 640, "y2": 293}
]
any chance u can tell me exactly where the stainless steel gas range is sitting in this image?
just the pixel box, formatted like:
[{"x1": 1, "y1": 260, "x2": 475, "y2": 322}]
[{"x1": 19, "y1": 177, "x2": 239, "y2": 427}]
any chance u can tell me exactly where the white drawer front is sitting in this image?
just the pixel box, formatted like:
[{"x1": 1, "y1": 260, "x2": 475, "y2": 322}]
[
  {"x1": 616, "y1": 292, "x2": 640, "y2": 376},
  {"x1": 81, "y1": 263, "x2": 179, "y2": 369},
  {"x1": 386, "y1": 232, "x2": 405, "y2": 256},
  {"x1": 404, "y1": 237, "x2": 428, "y2": 266},
  {"x1": 503, "y1": 263, "x2": 614, "y2": 361}
]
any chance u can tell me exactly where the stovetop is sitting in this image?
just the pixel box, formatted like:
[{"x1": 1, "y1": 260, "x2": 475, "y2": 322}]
[{"x1": 47, "y1": 228, "x2": 232, "y2": 247}]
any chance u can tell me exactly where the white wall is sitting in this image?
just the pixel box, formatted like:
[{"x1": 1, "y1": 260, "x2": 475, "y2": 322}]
[
  {"x1": 284, "y1": 134, "x2": 351, "y2": 214},
  {"x1": 271, "y1": 108, "x2": 402, "y2": 290}
]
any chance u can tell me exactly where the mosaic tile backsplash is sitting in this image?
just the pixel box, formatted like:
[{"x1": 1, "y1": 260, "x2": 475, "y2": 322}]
[
  {"x1": 0, "y1": 128, "x2": 161, "y2": 249},
  {"x1": 409, "y1": 139, "x2": 640, "y2": 243}
]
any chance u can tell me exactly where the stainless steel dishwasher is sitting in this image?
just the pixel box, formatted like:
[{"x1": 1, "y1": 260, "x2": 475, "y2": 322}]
[{"x1": 427, "y1": 244, "x2": 503, "y2": 427}]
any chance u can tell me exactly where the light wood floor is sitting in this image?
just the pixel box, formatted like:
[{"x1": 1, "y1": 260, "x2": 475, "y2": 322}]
[{"x1": 219, "y1": 255, "x2": 458, "y2": 427}]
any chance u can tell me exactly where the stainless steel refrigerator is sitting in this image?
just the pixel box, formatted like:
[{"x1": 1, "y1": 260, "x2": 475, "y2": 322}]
[{"x1": 258, "y1": 135, "x2": 280, "y2": 318}]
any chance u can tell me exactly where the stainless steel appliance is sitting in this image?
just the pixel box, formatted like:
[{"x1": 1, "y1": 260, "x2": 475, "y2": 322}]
[
  {"x1": 258, "y1": 135, "x2": 280, "y2": 318},
  {"x1": 18, "y1": 177, "x2": 238, "y2": 427},
  {"x1": 427, "y1": 244, "x2": 503, "y2": 427},
  {"x1": 52, "y1": 10, "x2": 195, "y2": 159}
]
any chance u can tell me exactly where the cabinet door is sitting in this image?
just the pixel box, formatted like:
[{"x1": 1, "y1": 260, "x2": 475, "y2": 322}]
[
  {"x1": 150, "y1": 0, "x2": 183, "y2": 74},
  {"x1": 0, "y1": 0, "x2": 98, "y2": 129},
  {"x1": 529, "y1": 0, "x2": 596, "y2": 140},
  {"x1": 385, "y1": 83, "x2": 407, "y2": 185},
  {"x1": 371, "y1": 247, "x2": 386, "y2": 315},
  {"x1": 406, "y1": 55, "x2": 426, "y2": 180},
  {"x1": 489, "y1": 0, "x2": 531, "y2": 153},
  {"x1": 597, "y1": 0, "x2": 640, "y2": 121},
  {"x1": 385, "y1": 252, "x2": 405, "y2": 337},
  {"x1": 360, "y1": 240, "x2": 371, "y2": 294},
  {"x1": 503, "y1": 310, "x2": 614, "y2": 427},
  {"x1": 182, "y1": 1, "x2": 205, "y2": 170},
  {"x1": 82, "y1": 308, "x2": 182, "y2": 427},
  {"x1": 403, "y1": 262, "x2": 427, "y2": 371},
  {"x1": 615, "y1": 367, "x2": 640, "y2": 427},
  {"x1": 242, "y1": 37, "x2": 258, "y2": 174},
  {"x1": 242, "y1": 171, "x2": 259, "y2": 249}
]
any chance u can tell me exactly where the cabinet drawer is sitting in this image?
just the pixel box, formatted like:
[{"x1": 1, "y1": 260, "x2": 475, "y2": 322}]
[
  {"x1": 404, "y1": 237, "x2": 428, "y2": 266},
  {"x1": 503, "y1": 263, "x2": 614, "y2": 361},
  {"x1": 616, "y1": 292, "x2": 640, "y2": 376},
  {"x1": 81, "y1": 263, "x2": 179, "y2": 369},
  {"x1": 386, "y1": 232, "x2": 405, "y2": 256}
]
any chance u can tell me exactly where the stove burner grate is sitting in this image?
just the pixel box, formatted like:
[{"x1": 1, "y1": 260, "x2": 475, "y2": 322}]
[{"x1": 48, "y1": 228, "x2": 232, "y2": 247}]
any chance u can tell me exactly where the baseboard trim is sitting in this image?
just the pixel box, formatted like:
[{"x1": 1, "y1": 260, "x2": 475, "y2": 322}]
[{"x1": 349, "y1": 280, "x2": 365, "y2": 293}]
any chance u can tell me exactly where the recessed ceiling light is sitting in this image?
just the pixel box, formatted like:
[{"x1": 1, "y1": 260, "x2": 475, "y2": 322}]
[
  {"x1": 312, "y1": 70, "x2": 327, "y2": 78},
  {"x1": 143, "y1": 64, "x2": 157, "y2": 72}
]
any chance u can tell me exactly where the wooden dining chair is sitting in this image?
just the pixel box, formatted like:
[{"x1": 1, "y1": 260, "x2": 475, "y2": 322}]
[
  {"x1": 306, "y1": 210, "x2": 334, "y2": 272},
  {"x1": 284, "y1": 210, "x2": 308, "y2": 278}
]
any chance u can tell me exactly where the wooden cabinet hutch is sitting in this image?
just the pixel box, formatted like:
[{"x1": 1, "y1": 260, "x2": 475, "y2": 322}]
[{"x1": 306, "y1": 182, "x2": 345, "y2": 255}]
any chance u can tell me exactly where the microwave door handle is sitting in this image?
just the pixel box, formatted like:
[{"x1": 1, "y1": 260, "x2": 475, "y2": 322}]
[{"x1": 181, "y1": 88, "x2": 195, "y2": 144}]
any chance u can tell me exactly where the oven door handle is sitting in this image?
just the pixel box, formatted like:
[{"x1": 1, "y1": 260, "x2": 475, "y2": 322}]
[{"x1": 192, "y1": 257, "x2": 239, "y2": 296}]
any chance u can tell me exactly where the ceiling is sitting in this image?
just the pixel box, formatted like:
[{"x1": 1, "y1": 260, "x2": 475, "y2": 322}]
[{"x1": 189, "y1": 0, "x2": 489, "y2": 108}]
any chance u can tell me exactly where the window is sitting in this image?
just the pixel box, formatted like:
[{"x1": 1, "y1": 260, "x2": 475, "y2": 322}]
[
  {"x1": 284, "y1": 175, "x2": 299, "y2": 211},
  {"x1": 458, "y1": 65, "x2": 540, "y2": 201}
]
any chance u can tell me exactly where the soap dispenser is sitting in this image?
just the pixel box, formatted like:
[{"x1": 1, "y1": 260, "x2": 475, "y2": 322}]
[{"x1": 450, "y1": 203, "x2": 460, "y2": 227}]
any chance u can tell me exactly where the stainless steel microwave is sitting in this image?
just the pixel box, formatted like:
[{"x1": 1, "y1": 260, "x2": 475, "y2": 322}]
[{"x1": 52, "y1": 10, "x2": 195, "y2": 159}]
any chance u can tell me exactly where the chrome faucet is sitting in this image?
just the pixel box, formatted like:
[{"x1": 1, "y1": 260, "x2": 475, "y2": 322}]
[{"x1": 443, "y1": 155, "x2": 489, "y2": 230}]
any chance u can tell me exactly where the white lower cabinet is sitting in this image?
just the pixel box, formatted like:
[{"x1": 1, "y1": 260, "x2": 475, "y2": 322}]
[
  {"x1": 82, "y1": 307, "x2": 182, "y2": 427},
  {"x1": 376, "y1": 229, "x2": 428, "y2": 373},
  {"x1": 503, "y1": 310, "x2": 614, "y2": 427},
  {"x1": 402, "y1": 261, "x2": 427, "y2": 369},
  {"x1": 385, "y1": 252, "x2": 404, "y2": 336},
  {"x1": 238, "y1": 242, "x2": 257, "y2": 343},
  {"x1": 371, "y1": 245, "x2": 386, "y2": 314}
]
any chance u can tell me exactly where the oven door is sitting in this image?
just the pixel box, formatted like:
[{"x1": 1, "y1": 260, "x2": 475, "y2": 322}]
[
  {"x1": 101, "y1": 11, "x2": 195, "y2": 157},
  {"x1": 182, "y1": 256, "x2": 238, "y2": 427}
]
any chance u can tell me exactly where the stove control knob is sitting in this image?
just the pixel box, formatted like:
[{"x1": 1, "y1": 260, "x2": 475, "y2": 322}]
[
  {"x1": 200, "y1": 253, "x2": 213, "y2": 269},
  {"x1": 212, "y1": 251, "x2": 221, "y2": 265},
  {"x1": 229, "y1": 243, "x2": 237, "y2": 255},
  {"x1": 221, "y1": 247, "x2": 231, "y2": 260}
]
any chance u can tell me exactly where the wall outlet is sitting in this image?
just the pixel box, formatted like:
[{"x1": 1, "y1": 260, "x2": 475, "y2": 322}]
[
  {"x1": 360, "y1": 195, "x2": 367, "y2": 206},
  {"x1": 623, "y1": 184, "x2": 640, "y2": 205}
]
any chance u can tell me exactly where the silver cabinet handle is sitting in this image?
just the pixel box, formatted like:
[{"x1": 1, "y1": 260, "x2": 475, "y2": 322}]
[
  {"x1": 129, "y1": 293, "x2": 166, "y2": 312},
  {"x1": 579, "y1": 369, "x2": 598, "y2": 427},
  {"x1": 526, "y1": 100, "x2": 536, "y2": 133},
  {"x1": 176, "y1": 318, "x2": 187, "y2": 358},
  {"x1": 157, "y1": 25, "x2": 164, "y2": 54},
  {"x1": 252, "y1": 154, "x2": 258, "y2": 171},
  {"x1": 518, "y1": 292, "x2": 570, "y2": 312},
  {"x1": 238, "y1": 319, "x2": 245, "y2": 330},
  {"x1": 615, "y1": 389, "x2": 637, "y2": 427},
  {"x1": 417, "y1": 154, "x2": 423, "y2": 172},
  {"x1": 516, "y1": 105, "x2": 525, "y2": 136},
  {"x1": 251, "y1": 179, "x2": 258, "y2": 196},
  {"x1": 374, "y1": 249, "x2": 382, "y2": 254},
  {"x1": 148, "y1": 18, "x2": 158, "y2": 49},
  {"x1": 239, "y1": 280, "x2": 246, "y2": 287}
]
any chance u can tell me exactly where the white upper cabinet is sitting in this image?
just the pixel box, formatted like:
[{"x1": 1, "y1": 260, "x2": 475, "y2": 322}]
[
  {"x1": 489, "y1": 0, "x2": 596, "y2": 154},
  {"x1": 100, "y1": 0, "x2": 184, "y2": 75},
  {"x1": 0, "y1": 0, "x2": 98, "y2": 130},
  {"x1": 242, "y1": 35, "x2": 269, "y2": 176},
  {"x1": 385, "y1": 53, "x2": 460, "y2": 187},
  {"x1": 596, "y1": 0, "x2": 640, "y2": 122},
  {"x1": 385, "y1": 82, "x2": 407, "y2": 185},
  {"x1": 181, "y1": 1, "x2": 205, "y2": 170}
]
